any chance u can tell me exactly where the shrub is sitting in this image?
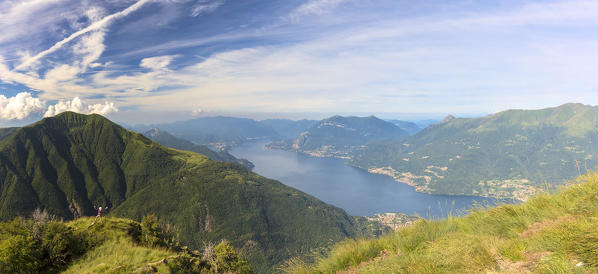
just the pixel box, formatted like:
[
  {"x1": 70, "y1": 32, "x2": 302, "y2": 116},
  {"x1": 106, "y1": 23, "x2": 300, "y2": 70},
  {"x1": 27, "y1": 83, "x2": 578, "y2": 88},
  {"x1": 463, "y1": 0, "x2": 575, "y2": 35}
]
[
  {"x1": 139, "y1": 214, "x2": 180, "y2": 249},
  {"x1": 212, "y1": 240, "x2": 253, "y2": 274}
]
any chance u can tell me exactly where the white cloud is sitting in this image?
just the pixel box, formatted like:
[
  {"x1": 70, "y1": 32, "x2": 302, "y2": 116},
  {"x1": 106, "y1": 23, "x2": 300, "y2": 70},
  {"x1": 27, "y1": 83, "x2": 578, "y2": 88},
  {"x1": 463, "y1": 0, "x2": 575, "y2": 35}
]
[
  {"x1": 0, "y1": 92, "x2": 118, "y2": 120},
  {"x1": 289, "y1": 0, "x2": 348, "y2": 19},
  {"x1": 0, "y1": 92, "x2": 45, "y2": 120},
  {"x1": 44, "y1": 97, "x2": 118, "y2": 117},
  {"x1": 191, "y1": 0, "x2": 225, "y2": 17},
  {"x1": 140, "y1": 55, "x2": 177, "y2": 70},
  {"x1": 191, "y1": 108, "x2": 203, "y2": 116}
]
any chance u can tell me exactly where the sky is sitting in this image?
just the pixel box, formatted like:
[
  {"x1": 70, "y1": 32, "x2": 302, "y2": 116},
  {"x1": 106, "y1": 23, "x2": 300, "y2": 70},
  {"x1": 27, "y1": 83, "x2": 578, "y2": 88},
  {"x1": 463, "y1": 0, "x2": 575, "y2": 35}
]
[{"x1": 1, "y1": 0, "x2": 598, "y2": 125}]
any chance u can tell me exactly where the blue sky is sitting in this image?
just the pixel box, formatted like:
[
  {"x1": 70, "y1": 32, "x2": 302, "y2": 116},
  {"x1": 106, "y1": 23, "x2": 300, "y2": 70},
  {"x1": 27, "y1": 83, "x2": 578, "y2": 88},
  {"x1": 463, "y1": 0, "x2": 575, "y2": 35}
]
[{"x1": 1, "y1": 0, "x2": 598, "y2": 124}]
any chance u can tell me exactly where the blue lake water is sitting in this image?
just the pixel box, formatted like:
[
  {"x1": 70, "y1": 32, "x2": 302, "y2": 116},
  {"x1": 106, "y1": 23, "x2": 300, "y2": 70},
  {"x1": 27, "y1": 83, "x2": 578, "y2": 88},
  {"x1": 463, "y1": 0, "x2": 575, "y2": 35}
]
[{"x1": 230, "y1": 140, "x2": 502, "y2": 218}]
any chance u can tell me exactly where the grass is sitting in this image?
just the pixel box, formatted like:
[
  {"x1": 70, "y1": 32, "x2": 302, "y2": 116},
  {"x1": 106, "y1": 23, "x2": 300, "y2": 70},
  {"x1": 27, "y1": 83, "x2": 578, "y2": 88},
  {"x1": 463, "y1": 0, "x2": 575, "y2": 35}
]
[
  {"x1": 63, "y1": 217, "x2": 176, "y2": 273},
  {"x1": 287, "y1": 172, "x2": 598, "y2": 273}
]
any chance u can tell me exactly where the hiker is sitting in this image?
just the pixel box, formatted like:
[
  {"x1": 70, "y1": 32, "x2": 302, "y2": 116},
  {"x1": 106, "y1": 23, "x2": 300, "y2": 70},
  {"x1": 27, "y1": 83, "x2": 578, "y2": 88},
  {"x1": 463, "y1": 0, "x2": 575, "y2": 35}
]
[{"x1": 94, "y1": 206, "x2": 109, "y2": 218}]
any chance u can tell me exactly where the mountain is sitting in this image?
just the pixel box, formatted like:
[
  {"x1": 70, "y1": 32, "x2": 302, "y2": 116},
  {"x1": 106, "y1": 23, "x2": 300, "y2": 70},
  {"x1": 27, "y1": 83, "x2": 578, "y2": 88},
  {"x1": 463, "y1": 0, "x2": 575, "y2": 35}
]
[
  {"x1": 290, "y1": 172, "x2": 598, "y2": 273},
  {"x1": 257, "y1": 119, "x2": 318, "y2": 138},
  {"x1": 143, "y1": 128, "x2": 254, "y2": 170},
  {"x1": 269, "y1": 115, "x2": 410, "y2": 158},
  {"x1": 140, "y1": 116, "x2": 280, "y2": 148},
  {"x1": 388, "y1": 120, "x2": 422, "y2": 135},
  {"x1": 351, "y1": 103, "x2": 598, "y2": 201},
  {"x1": 0, "y1": 112, "x2": 376, "y2": 272}
]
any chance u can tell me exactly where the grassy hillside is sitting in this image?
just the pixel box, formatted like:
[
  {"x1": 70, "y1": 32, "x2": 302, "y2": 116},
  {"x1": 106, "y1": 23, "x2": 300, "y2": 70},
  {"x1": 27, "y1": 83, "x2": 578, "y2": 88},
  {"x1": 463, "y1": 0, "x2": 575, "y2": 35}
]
[
  {"x1": 0, "y1": 112, "x2": 371, "y2": 272},
  {"x1": 352, "y1": 103, "x2": 598, "y2": 201},
  {"x1": 0, "y1": 214, "x2": 251, "y2": 273},
  {"x1": 269, "y1": 116, "x2": 409, "y2": 158},
  {"x1": 143, "y1": 128, "x2": 254, "y2": 169},
  {"x1": 288, "y1": 172, "x2": 598, "y2": 273}
]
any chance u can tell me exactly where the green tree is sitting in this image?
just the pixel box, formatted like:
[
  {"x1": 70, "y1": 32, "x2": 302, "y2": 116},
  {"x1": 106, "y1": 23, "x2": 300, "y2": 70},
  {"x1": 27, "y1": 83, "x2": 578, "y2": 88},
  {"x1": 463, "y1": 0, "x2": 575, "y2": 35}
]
[{"x1": 212, "y1": 240, "x2": 252, "y2": 274}]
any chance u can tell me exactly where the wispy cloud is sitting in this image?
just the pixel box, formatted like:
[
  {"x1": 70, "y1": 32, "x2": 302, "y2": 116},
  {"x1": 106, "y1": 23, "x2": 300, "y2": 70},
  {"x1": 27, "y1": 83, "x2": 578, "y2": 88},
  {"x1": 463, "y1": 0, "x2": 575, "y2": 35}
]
[
  {"x1": 190, "y1": 0, "x2": 225, "y2": 17},
  {"x1": 289, "y1": 0, "x2": 349, "y2": 19},
  {"x1": 14, "y1": 0, "x2": 151, "y2": 70}
]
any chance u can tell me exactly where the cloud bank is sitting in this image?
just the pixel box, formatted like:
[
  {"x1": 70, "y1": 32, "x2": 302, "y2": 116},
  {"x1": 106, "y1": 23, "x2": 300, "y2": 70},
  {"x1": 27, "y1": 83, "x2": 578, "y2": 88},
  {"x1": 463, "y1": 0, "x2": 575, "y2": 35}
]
[
  {"x1": 0, "y1": 92, "x2": 118, "y2": 121},
  {"x1": 0, "y1": 92, "x2": 44, "y2": 120},
  {"x1": 44, "y1": 97, "x2": 118, "y2": 117}
]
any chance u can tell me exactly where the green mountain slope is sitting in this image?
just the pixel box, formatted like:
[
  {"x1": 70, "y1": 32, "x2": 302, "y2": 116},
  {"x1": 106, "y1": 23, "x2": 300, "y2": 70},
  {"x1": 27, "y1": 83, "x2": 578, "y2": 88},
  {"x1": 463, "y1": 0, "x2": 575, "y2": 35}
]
[
  {"x1": 0, "y1": 112, "x2": 369, "y2": 272},
  {"x1": 351, "y1": 103, "x2": 598, "y2": 201},
  {"x1": 290, "y1": 172, "x2": 598, "y2": 273},
  {"x1": 143, "y1": 128, "x2": 254, "y2": 169},
  {"x1": 0, "y1": 127, "x2": 18, "y2": 142},
  {"x1": 269, "y1": 116, "x2": 409, "y2": 158}
]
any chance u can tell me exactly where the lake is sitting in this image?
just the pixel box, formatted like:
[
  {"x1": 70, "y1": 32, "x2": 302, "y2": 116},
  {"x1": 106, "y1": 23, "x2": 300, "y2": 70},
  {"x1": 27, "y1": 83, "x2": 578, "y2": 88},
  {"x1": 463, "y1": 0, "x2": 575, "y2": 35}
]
[{"x1": 230, "y1": 140, "x2": 502, "y2": 218}]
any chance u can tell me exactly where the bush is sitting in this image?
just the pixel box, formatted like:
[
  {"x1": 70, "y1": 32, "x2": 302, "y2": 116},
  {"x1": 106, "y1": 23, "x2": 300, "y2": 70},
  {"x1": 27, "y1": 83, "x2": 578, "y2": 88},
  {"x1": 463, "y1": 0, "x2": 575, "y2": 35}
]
[
  {"x1": 0, "y1": 211, "x2": 91, "y2": 273},
  {"x1": 0, "y1": 233, "x2": 42, "y2": 273},
  {"x1": 212, "y1": 240, "x2": 253, "y2": 274},
  {"x1": 140, "y1": 214, "x2": 180, "y2": 249},
  {"x1": 40, "y1": 222, "x2": 87, "y2": 270},
  {"x1": 167, "y1": 240, "x2": 253, "y2": 273}
]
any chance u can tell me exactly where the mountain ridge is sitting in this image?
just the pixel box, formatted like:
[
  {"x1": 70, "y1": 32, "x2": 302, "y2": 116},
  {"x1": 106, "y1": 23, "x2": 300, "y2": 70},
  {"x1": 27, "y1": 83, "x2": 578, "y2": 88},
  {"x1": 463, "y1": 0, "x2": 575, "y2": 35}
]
[{"x1": 351, "y1": 103, "x2": 598, "y2": 201}]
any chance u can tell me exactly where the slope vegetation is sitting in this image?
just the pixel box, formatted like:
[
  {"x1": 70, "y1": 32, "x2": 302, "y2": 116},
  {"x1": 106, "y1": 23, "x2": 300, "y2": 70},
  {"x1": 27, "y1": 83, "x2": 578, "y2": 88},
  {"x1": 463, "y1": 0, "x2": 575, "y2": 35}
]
[
  {"x1": 0, "y1": 214, "x2": 251, "y2": 273},
  {"x1": 290, "y1": 172, "x2": 598, "y2": 273},
  {"x1": 0, "y1": 112, "x2": 368, "y2": 272},
  {"x1": 352, "y1": 103, "x2": 598, "y2": 201}
]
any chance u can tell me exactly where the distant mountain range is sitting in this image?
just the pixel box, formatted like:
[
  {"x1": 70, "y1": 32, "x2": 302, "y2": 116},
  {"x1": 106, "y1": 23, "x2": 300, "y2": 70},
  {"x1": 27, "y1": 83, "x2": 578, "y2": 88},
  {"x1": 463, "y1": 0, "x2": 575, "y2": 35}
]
[
  {"x1": 0, "y1": 112, "x2": 382, "y2": 272},
  {"x1": 388, "y1": 120, "x2": 422, "y2": 135},
  {"x1": 132, "y1": 116, "x2": 318, "y2": 149},
  {"x1": 143, "y1": 128, "x2": 255, "y2": 170},
  {"x1": 269, "y1": 115, "x2": 410, "y2": 158},
  {"x1": 351, "y1": 103, "x2": 598, "y2": 201},
  {"x1": 257, "y1": 118, "x2": 319, "y2": 138}
]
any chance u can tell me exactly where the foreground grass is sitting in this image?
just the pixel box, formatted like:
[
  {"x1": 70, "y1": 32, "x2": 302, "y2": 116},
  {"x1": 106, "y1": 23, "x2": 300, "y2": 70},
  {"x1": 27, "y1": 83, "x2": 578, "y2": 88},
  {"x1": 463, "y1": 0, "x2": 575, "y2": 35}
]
[
  {"x1": 287, "y1": 173, "x2": 598, "y2": 273},
  {"x1": 64, "y1": 217, "x2": 175, "y2": 273}
]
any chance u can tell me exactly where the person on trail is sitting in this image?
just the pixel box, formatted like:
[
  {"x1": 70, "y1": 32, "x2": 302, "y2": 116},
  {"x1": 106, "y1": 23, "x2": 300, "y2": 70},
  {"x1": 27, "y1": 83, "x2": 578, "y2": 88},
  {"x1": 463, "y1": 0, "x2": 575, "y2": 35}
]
[{"x1": 94, "y1": 206, "x2": 109, "y2": 218}]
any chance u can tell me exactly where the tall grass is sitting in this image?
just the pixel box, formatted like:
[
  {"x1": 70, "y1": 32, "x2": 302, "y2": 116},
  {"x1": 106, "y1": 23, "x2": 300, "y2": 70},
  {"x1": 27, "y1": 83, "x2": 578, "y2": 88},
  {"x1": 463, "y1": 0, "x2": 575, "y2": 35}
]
[
  {"x1": 63, "y1": 217, "x2": 176, "y2": 273},
  {"x1": 287, "y1": 173, "x2": 598, "y2": 273}
]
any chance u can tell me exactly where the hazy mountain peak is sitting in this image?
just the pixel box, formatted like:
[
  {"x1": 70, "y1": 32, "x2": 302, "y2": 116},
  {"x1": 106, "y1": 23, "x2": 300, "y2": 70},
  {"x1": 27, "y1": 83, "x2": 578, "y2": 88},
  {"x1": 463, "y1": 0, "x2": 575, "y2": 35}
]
[{"x1": 439, "y1": 115, "x2": 455, "y2": 124}]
